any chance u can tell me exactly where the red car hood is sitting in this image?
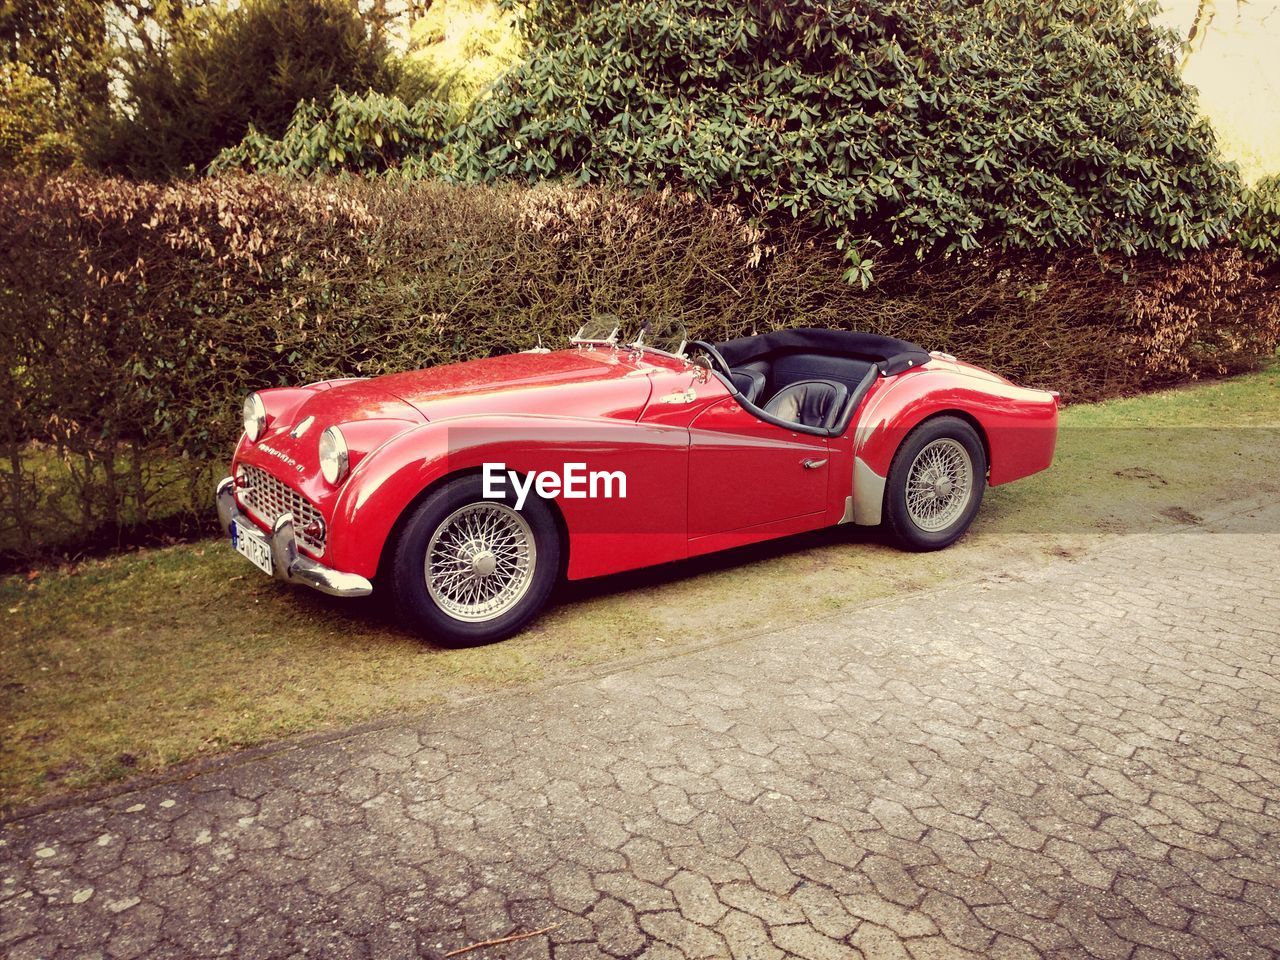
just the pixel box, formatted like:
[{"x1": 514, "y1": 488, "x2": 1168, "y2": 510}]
[
  {"x1": 289, "y1": 379, "x2": 425, "y2": 427},
  {"x1": 367, "y1": 349, "x2": 656, "y2": 422},
  {"x1": 238, "y1": 349, "x2": 666, "y2": 491}
]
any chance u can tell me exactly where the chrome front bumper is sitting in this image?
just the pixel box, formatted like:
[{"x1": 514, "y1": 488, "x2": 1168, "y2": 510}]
[{"x1": 216, "y1": 476, "x2": 372, "y2": 598}]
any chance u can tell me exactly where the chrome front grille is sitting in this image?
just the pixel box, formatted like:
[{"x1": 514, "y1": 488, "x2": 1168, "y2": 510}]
[{"x1": 236, "y1": 464, "x2": 326, "y2": 555}]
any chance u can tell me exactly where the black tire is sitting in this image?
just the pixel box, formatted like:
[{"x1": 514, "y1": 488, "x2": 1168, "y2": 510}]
[
  {"x1": 390, "y1": 474, "x2": 560, "y2": 646},
  {"x1": 883, "y1": 416, "x2": 987, "y2": 552}
]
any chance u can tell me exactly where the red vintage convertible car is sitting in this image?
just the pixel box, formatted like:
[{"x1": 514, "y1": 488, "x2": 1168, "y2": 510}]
[{"x1": 216, "y1": 326, "x2": 1058, "y2": 645}]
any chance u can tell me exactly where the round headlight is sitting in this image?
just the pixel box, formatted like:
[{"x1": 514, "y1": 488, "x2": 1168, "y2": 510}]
[
  {"x1": 319, "y1": 426, "x2": 349, "y2": 485},
  {"x1": 242, "y1": 392, "x2": 267, "y2": 441}
]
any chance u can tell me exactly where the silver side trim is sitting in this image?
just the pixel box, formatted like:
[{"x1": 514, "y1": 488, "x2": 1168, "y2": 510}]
[
  {"x1": 852, "y1": 456, "x2": 886, "y2": 526},
  {"x1": 216, "y1": 476, "x2": 372, "y2": 598}
]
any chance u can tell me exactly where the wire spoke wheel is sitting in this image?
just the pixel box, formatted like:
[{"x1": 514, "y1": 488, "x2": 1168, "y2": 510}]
[
  {"x1": 426, "y1": 502, "x2": 536, "y2": 622},
  {"x1": 904, "y1": 438, "x2": 974, "y2": 533}
]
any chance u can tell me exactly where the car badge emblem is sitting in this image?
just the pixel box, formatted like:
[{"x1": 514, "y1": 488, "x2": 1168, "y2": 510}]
[{"x1": 291, "y1": 416, "x2": 315, "y2": 439}]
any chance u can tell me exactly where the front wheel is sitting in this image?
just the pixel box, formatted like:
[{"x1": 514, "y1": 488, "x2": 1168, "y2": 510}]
[
  {"x1": 390, "y1": 475, "x2": 560, "y2": 646},
  {"x1": 883, "y1": 416, "x2": 987, "y2": 551}
]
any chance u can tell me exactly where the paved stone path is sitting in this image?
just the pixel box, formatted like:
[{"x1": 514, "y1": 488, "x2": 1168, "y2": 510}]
[{"x1": 4, "y1": 503, "x2": 1280, "y2": 960}]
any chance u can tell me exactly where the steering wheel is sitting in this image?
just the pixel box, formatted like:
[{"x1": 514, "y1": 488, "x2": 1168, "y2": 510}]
[{"x1": 687, "y1": 340, "x2": 734, "y2": 381}]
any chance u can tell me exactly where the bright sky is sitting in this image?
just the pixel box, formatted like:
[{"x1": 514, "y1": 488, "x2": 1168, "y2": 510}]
[{"x1": 1155, "y1": 0, "x2": 1280, "y2": 181}]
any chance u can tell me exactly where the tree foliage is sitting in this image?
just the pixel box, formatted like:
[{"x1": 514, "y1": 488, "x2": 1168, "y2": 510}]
[
  {"x1": 0, "y1": 62, "x2": 80, "y2": 173},
  {"x1": 89, "y1": 0, "x2": 397, "y2": 178},
  {"x1": 432, "y1": 0, "x2": 1243, "y2": 274},
  {"x1": 397, "y1": 0, "x2": 521, "y2": 108},
  {"x1": 0, "y1": 0, "x2": 109, "y2": 122}
]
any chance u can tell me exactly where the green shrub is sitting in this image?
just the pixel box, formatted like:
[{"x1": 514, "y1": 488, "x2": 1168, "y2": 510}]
[
  {"x1": 434, "y1": 0, "x2": 1241, "y2": 276},
  {"x1": 213, "y1": 0, "x2": 521, "y2": 178},
  {"x1": 89, "y1": 0, "x2": 397, "y2": 179},
  {"x1": 219, "y1": 0, "x2": 1247, "y2": 282},
  {"x1": 212, "y1": 90, "x2": 451, "y2": 176},
  {"x1": 2, "y1": 175, "x2": 1276, "y2": 562},
  {"x1": 1238, "y1": 176, "x2": 1280, "y2": 266}
]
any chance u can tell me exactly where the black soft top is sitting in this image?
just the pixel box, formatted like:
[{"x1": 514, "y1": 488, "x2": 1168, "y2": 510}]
[{"x1": 715, "y1": 328, "x2": 931, "y2": 377}]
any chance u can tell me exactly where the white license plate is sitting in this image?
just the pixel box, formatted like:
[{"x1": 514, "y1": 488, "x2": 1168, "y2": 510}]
[{"x1": 231, "y1": 519, "x2": 274, "y2": 576}]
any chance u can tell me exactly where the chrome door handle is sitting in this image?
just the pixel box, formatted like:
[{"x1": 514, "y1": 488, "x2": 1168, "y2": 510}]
[{"x1": 802, "y1": 458, "x2": 828, "y2": 470}]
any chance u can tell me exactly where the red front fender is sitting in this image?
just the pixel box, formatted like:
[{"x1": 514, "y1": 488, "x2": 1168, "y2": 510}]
[{"x1": 323, "y1": 414, "x2": 692, "y2": 581}]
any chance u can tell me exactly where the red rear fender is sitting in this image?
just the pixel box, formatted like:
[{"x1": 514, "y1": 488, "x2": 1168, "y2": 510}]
[{"x1": 847, "y1": 367, "x2": 1058, "y2": 523}]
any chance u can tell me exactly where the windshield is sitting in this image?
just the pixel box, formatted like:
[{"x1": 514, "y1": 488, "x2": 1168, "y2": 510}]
[
  {"x1": 570, "y1": 316, "x2": 623, "y2": 346},
  {"x1": 630, "y1": 318, "x2": 688, "y2": 359},
  {"x1": 569, "y1": 316, "x2": 688, "y2": 359}
]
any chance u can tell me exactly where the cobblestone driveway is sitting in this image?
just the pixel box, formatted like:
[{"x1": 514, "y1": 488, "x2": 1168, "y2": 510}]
[{"x1": 3, "y1": 503, "x2": 1279, "y2": 959}]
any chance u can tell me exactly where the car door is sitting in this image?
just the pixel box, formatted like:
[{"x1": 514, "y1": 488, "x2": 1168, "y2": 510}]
[{"x1": 686, "y1": 396, "x2": 831, "y2": 539}]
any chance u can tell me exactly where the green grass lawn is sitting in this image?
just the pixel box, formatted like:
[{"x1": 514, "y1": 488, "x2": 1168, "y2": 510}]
[{"x1": 3, "y1": 365, "x2": 1278, "y2": 812}]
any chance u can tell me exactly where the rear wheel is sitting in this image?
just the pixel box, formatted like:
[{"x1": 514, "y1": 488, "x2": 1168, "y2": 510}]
[
  {"x1": 390, "y1": 475, "x2": 560, "y2": 646},
  {"x1": 883, "y1": 416, "x2": 986, "y2": 551}
]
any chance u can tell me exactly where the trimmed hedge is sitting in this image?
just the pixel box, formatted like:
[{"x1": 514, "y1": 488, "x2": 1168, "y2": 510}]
[{"x1": 2, "y1": 174, "x2": 1278, "y2": 562}]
